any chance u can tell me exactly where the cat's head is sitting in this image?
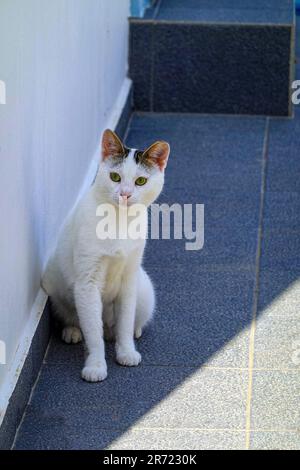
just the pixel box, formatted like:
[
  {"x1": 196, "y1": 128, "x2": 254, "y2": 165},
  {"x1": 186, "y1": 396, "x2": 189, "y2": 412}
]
[{"x1": 96, "y1": 129, "x2": 170, "y2": 208}]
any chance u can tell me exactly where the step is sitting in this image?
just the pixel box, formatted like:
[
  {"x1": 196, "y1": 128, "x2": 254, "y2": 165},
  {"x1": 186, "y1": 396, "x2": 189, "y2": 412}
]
[{"x1": 129, "y1": 0, "x2": 295, "y2": 116}]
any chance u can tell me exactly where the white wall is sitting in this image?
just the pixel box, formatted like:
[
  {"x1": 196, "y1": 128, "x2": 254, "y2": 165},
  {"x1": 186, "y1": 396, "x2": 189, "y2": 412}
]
[{"x1": 0, "y1": 0, "x2": 130, "y2": 400}]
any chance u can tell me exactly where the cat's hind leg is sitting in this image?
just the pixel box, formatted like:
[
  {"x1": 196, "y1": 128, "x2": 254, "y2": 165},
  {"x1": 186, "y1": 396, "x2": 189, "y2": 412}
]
[
  {"x1": 62, "y1": 325, "x2": 82, "y2": 344},
  {"x1": 51, "y1": 297, "x2": 82, "y2": 345},
  {"x1": 134, "y1": 268, "x2": 155, "y2": 339},
  {"x1": 42, "y1": 258, "x2": 82, "y2": 344}
]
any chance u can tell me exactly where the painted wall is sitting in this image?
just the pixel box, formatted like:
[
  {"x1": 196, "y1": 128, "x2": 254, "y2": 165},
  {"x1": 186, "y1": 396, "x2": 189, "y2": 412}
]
[{"x1": 0, "y1": 0, "x2": 129, "y2": 390}]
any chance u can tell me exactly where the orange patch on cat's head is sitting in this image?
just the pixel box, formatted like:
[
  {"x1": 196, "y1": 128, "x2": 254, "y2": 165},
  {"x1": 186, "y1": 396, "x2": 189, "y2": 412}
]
[
  {"x1": 142, "y1": 141, "x2": 170, "y2": 171},
  {"x1": 102, "y1": 129, "x2": 124, "y2": 160}
]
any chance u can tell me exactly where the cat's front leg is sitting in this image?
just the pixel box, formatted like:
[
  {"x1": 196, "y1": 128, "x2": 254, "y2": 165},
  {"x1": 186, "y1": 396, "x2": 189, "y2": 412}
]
[
  {"x1": 74, "y1": 281, "x2": 107, "y2": 382},
  {"x1": 115, "y1": 273, "x2": 141, "y2": 367}
]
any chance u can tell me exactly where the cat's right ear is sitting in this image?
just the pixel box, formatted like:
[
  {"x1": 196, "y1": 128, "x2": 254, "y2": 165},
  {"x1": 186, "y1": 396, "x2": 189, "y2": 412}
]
[{"x1": 101, "y1": 129, "x2": 124, "y2": 161}]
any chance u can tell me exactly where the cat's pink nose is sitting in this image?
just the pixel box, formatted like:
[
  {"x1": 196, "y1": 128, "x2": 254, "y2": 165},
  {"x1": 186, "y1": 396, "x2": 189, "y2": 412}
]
[{"x1": 120, "y1": 192, "x2": 132, "y2": 201}]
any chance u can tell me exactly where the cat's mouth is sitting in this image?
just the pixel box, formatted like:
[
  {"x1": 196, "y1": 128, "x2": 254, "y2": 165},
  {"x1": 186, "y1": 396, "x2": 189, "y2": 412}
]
[{"x1": 117, "y1": 196, "x2": 135, "y2": 207}]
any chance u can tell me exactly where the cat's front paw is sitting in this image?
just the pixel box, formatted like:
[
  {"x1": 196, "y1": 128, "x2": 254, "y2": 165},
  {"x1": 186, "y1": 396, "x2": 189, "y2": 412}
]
[
  {"x1": 116, "y1": 347, "x2": 141, "y2": 367},
  {"x1": 81, "y1": 364, "x2": 107, "y2": 382}
]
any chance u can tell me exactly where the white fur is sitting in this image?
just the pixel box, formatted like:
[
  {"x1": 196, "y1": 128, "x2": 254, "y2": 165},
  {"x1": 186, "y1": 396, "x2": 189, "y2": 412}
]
[{"x1": 42, "y1": 136, "x2": 169, "y2": 382}]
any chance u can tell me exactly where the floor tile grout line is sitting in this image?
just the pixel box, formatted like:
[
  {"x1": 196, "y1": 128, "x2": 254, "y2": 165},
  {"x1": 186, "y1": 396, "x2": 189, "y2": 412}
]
[
  {"x1": 108, "y1": 427, "x2": 300, "y2": 433},
  {"x1": 42, "y1": 360, "x2": 300, "y2": 372},
  {"x1": 245, "y1": 117, "x2": 270, "y2": 450}
]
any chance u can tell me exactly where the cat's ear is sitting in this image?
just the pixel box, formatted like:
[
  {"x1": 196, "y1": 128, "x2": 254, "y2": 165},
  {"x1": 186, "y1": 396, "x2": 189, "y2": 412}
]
[
  {"x1": 101, "y1": 129, "x2": 124, "y2": 160},
  {"x1": 142, "y1": 141, "x2": 170, "y2": 171}
]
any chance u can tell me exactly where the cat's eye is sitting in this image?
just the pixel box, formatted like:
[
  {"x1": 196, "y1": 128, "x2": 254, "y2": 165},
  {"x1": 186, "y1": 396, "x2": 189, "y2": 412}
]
[
  {"x1": 110, "y1": 172, "x2": 121, "y2": 183},
  {"x1": 135, "y1": 176, "x2": 147, "y2": 186}
]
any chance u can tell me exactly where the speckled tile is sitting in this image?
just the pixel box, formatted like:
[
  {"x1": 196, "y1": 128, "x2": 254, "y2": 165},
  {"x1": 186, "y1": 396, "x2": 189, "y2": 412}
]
[
  {"x1": 251, "y1": 371, "x2": 300, "y2": 430},
  {"x1": 141, "y1": 267, "x2": 253, "y2": 368},
  {"x1": 15, "y1": 415, "x2": 246, "y2": 450},
  {"x1": 46, "y1": 265, "x2": 254, "y2": 369},
  {"x1": 139, "y1": 320, "x2": 251, "y2": 369},
  {"x1": 260, "y1": 230, "x2": 300, "y2": 274},
  {"x1": 14, "y1": 367, "x2": 248, "y2": 449},
  {"x1": 127, "y1": 114, "x2": 266, "y2": 163},
  {"x1": 107, "y1": 429, "x2": 246, "y2": 451},
  {"x1": 129, "y1": 21, "x2": 153, "y2": 111},
  {"x1": 267, "y1": 109, "x2": 300, "y2": 167},
  {"x1": 254, "y1": 316, "x2": 300, "y2": 369},
  {"x1": 258, "y1": 271, "x2": 300, "y2": 317},
  {"x1": 129, "y1": 2, "x2": 293, "y2": 114},
  {"x1": 266, "y1": 166, "x2": 300, "y2": 193},
  {"x1": 144, "y1": 226, "x2": 258, "y2": 269},
  {"x1": 27, "y1": 364, "x2": 249, "y2": 426},
  {"x1": 147, "y1": 190, "x2": 261, "y2": 230},
  {"x1": 14, "y1": 413, "x2": 120, "y2": 450},
  {"x1": 263, "y1": 191, "x2": 300, "y2": 231},
  {"x1": 153, "y1": 24, "x2": 291, "y2": 116},
  {"x1": 132, "y1": 369, "x2": 248, "y2": 430},
  {"x1": 249, "y1": 431, "x2": 300, "y2": 450},
  {"x1": 129, "y1": 112, "x2": 266, "y2": 133}
]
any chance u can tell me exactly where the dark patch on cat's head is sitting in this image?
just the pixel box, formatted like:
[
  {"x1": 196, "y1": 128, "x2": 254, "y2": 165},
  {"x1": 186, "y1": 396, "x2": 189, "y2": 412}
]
[
  {"x1": 109, "y1": 146, "x2": 130, "y2": 166},
  {"x1": 133, "y1": 150, "x2": 154, "y2": 170}
]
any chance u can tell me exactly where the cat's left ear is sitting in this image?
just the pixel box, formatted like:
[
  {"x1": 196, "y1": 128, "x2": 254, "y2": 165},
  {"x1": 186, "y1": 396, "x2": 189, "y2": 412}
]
[
  {"x1": 142, "y1": 141, "x2": 170, "y2": 171},
  {"x1": 101, "y1": 129, "x2": 124, "y2": 160}
]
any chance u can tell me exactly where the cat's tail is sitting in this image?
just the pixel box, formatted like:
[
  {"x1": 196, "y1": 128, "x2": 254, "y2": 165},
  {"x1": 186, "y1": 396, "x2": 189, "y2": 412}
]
[
  {"x1": 41, "y1": 257, "x2": 55, "y2": 296},
  {"x1": 135, "y1": 267, "x2": 155, "y2": 338}
]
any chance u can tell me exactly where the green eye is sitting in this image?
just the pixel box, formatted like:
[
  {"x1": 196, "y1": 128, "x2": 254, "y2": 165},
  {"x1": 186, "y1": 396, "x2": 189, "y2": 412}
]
[
  {"x1": 110, "y1": 172, "x2": 121, "y2": 183},
  {"x1": 135, "y1": 176, "x2": 147, "y2": 186}
]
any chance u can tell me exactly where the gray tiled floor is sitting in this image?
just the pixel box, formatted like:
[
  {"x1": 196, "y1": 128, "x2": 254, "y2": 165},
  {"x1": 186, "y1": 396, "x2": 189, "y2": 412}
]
[{"x1": 14, "y1": 106, "x2": 300, "y2": 450}]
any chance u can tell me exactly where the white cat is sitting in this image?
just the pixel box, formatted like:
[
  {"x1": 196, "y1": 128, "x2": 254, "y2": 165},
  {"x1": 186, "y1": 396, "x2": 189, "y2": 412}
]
[{"x1": 42, "y1": 129, "x2": 170, "y2": 382}]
